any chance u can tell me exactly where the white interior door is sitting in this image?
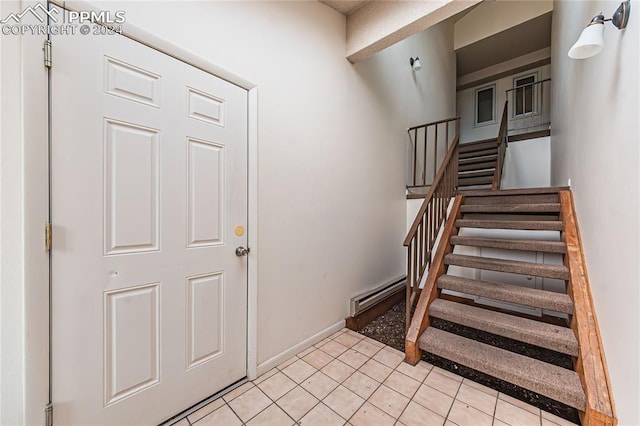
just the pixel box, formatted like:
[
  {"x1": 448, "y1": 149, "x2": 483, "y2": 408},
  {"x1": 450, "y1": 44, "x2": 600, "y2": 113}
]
[{"x1": 51, "y1": 10, "x2": 248, "y2": 424}]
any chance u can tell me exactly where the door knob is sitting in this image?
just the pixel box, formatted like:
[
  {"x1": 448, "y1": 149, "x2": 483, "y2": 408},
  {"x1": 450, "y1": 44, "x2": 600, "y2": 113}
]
[{"x1": 235, "y1": 246, "x2": 250, "y2": 257}]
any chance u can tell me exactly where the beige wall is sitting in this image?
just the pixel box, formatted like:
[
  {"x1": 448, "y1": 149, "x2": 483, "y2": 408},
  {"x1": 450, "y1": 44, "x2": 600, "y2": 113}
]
[
  {"x1": 551, "y1": 1, "x2": 639, "y2": 424},
  {"x1": 0, "y1": 4, "x2": 456, "y2": 419},
  {"x1": 454, "y1": 0, "x2": 553, "y2": 49}
]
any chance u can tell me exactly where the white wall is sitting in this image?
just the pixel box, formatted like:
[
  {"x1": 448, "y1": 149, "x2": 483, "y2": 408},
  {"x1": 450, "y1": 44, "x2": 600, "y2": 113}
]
[
  {"x1": 551, "y1": 1, "x2": 639, "y2": 424},
  {"x1": 457, "y1": 63, "x2": 550, "y2": 143},
  {"x1": 501, "y1": 137, "x2": 550, "y2": 189},
  {"x1": 0, "y1": 2, "x2": 456, "y2": 420},
  {"x1": 86, "y1": 0, "x2": 456, "y2": 369}
]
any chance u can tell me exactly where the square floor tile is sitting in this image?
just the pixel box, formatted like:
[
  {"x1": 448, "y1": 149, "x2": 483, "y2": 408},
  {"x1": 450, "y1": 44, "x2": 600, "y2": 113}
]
[
  {"x1": 257, "y1": 371, "x2": 297, "y2": 401},
  {"x1": 493, "y1": 419, "x2": 510, "y2": 426},
  {"x1": 447, "y1": 399, "x2": 493, "y2": 426},
  {"x1": 455, "y1": 383, "x2": 497, "y2": 416},
  {"x1": 432, "y1": 366, "x2": 463, "y2": 382},
  {"x1": 334, "y1": 332, "x2": 363, "y2": 348},
  {"x1": 227, "y1": 387, "x2": 272, "y2": 423},
  {"x1": 383, "y1": 370, "x2": 421, "y2": 398},
  {"x1": 277, "y1": 355, "x2": 299, "y2": 370},
  {"x1": 359, "y1": 358, "x2": 393, "y2": 383},
  {"x1": 344, "y1": 329, "x2": 365, "y2": 339},
  {"x1": 498, "y1": 393, "x2": 540, "y2": 415},
  {"x1": 342, "y1": 370, "x2": 380, "y2": 399},
  {"x1": 350, "y1": 402, "x2": 396, "y2": 426},
  {"x1": 298, "y1": 345, "x2": 317, "y2": 358},
  {"x1": 396, "y1": 360, "x2": 433, "y2": 383},
  {"x1": 352, "y1": 339, "x2": 383, "y2": 358},
  {"x1": 323, "y1": 385, "x2": 365, "y2": 420},
  {"x1": 222, "y1": 382, "x2": 255, "y2": 403},
  {"x1": 398, "y1": 401, "x2": 445, "y2": 426},
  {"x1": 253, "y1": 368, "x2": 278, "y2": 385},
  {"x1": 303, "y1": 348, "x2": 335, "y2": 369},
  {"x1": 246, "y1": 403, "x2": 294, "y2": 426},
  {"x1": 369, "y1": 384, "x2": 410, "y2": 418},
  {"x1": 494, "y1": 399, "x2": 541, "y2": 426},
  {"x1": 276, "y1": 386, "x2": 319, "y2": 421},
  {"x1": 424, "y1": 370, "x2": 461, "y2": 397},
  {"x1": 412, "y1": 384, "x2": 454, "y2": 418},
  {"x1": 461, "y1": 378, "x2": 498, "y2": 397},
  {"x1": 330, "y1": 330, "x2": 346, "y2": 339},
  {"x1": 373, "y1": 347, "x2": 405, "y2": 369},
  {"x1": 299, "y1": 403, "x2": 345, "y2": 426},
  {"x1": 338, "y1": 349, "x2": 369, "y2": 369},
  {"x1": 320, "y1": 340, "x2": 350, "y2": 358},
  {"x1": 363, "y1": 337, "x2": 385, "y2": 347},
  {"x1": 187, "y1": 398, "x2": 225, "y2": 423},
  {"x1": 322, "y1": 359, "x2": 356, "y2": 382},
  {"x1": 282, "y1": 359, "x2": 317, "y2": 383},
  {"x1": 301, "y1": 371, "x2": 340, "y2": 400},
  {"x1": 315, "y1": 337, "x2": 332, "y2": 348},
  {"x1": 196, "y1": 404, "x2": 242, "y2": 426}
]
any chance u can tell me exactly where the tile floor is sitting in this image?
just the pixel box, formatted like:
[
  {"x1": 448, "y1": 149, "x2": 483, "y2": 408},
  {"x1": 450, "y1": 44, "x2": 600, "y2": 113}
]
[{"x1": 174, "y1": 328, "x2": 575, "y2": 426}]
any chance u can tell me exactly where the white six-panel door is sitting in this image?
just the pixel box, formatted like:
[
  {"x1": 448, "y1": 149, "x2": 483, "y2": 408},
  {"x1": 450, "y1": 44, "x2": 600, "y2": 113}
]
[{"x1": 51, "y1": 9, "x2": 248, "y2": 424}]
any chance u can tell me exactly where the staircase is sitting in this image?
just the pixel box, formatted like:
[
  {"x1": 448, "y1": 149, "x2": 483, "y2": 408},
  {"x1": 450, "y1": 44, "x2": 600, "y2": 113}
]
[
  {"x1": 405, "y1": 187, "x2": 616, "y2": 425},
  {"x1": 458, "y1": 139, "x2": 499, "y2": 190}
]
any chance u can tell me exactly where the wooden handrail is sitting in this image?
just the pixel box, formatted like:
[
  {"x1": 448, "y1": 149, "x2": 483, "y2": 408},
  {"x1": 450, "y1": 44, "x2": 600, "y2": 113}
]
[
  {"x1": 407, "y1": 117, "x2": 460, "y2": 189},
  {"x1": 492, "y1": 101, "x2": 509, "y2": 190},
  {"x1": 404, "y1": 118, "x2": 460, "y2": 331},
  {"x1": 559, "y1": 191, "x2": 617, "y2": 425},
  {"x1": 405, "y1": 195, "x2": 463, "y2": 364},
  {"x1": 404, "y1": 133, "x2": 460, "y2": 246},
  {"x1": 408, "y1": 116, "x2": 461, "y2": 131}
]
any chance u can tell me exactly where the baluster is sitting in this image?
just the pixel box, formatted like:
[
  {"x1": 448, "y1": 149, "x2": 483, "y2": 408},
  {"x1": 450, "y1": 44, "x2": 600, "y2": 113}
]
[
  {"x1": 423, "y1": 126, "x2": 428, "y2": 185},
  {"x1": 433, "y1": 125, "x2": 438, "y2": 183},
  {"x1": 418, "y1": 222, "x2": 424, "y2": 276},
  {"x1": 413, "y1": 129, "x2": 418, "y2": 186}
]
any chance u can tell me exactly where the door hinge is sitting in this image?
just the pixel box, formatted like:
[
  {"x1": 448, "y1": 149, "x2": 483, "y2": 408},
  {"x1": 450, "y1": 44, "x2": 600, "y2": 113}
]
[
  {"x1": 45, "y1": 402, "x2": 53, "y2": 426},
  {"x1": 44, "y1": 40, "x2": 52, "y2": 68},
  {"x1": 45, "y1": 222, "x2": 52, "y2": 251}
]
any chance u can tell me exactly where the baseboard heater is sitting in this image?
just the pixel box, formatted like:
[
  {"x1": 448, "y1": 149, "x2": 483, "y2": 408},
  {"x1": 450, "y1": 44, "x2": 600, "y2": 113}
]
[{"x1": 350, "y1": 275, "x2": 407, "y2": 317}]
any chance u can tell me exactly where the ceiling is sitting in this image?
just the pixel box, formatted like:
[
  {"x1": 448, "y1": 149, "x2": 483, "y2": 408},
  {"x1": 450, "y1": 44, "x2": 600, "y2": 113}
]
[
  {"x1": 456, "y1": 12, "x2": 552, "y2": 77},
  {"x1": 319, "y1": 0, "x2": 370, "y2": 16}
]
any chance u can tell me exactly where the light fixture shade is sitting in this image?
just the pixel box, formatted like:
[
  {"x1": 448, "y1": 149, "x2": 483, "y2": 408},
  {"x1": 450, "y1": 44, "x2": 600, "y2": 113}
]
[
  {"x1": 412, "y1": 57, "x2": 422, "y2": 71},
  {"x1": 568, "y1": 22, "x2": 605, "y2": 59}
]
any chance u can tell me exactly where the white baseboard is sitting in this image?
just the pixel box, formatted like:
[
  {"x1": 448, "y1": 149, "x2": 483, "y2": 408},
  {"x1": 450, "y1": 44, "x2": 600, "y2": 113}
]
[{"x1": 255, "y1": 319, "x2": 346, "y2": 377}]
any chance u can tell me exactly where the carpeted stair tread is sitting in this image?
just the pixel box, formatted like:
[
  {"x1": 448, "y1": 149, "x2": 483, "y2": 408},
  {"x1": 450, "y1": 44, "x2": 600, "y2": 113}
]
[
  {"x1": 456, "y1": 219, "x2": 563, "y2": 231},
  {"x1": 437, "y1": 275, "x2": 573, "y2": 314},
  {"x1": 459, "y1": 155, "x2": 499, "y2": 166},
  {"x1": 449, "y1": 236, "x2": 566, "y2": 253},
  {"x1": 460, "y1": 203, "x2": 561, "y2": 214},
  {"x1": 463, "y1": 193, "x2": 559, "y2": 205},
  {"x1": 418, "y1": 328, "x2": 586, "y2": 410},
  {"x1": 459, "y1": 148, "x2": 498, "y2": 159},
  {"x1": 459, "y1": 176, "x2": 494, "y2": 186},
  {"x1": 428, "y1": 299, "x2": 578, "y2": 355},
  {"x1": 459, "y1": 187, "x2": 568, "y2": 197},
  {"x1": 444, "y1": 254, "x2": 569, "y2": 279},
  {"x1": 459, "y1": 140, "x2": 499, "y2": 152},
  {"x1": 459, "y1": 162, "x2": 497, "y2": 172}
]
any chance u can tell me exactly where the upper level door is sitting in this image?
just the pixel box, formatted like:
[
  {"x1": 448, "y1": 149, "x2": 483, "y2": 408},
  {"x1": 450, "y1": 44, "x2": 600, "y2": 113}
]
[{"x1": 51, "y1": 9, "x2": 248, "y2": 424}]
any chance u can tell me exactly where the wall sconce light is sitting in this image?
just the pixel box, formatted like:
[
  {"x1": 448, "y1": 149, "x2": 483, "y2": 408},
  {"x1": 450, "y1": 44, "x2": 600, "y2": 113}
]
[
  {"x1": 568, "y1": 0, "x2": 631, "y2": 59},
  {"x1": 410, "y1": 57, "x2": 422, "y2": 71}
]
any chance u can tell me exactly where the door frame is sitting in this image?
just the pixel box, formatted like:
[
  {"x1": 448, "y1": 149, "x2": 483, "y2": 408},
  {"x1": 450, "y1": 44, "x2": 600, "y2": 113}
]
[{"x1": 10, "y1": 0, "x2": 259, "y2": 422}]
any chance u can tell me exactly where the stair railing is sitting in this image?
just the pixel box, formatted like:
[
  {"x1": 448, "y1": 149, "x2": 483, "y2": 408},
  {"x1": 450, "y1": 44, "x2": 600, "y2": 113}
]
[
  {"x1": 404, "y1": 118, "x2": 460, "y2": 331},
  {"x1": 492, "y1": 101, "x2": 509, "y2": 190},
  {"x1": 407, "y1": 117, "x2": 460, "y2": 195}
]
